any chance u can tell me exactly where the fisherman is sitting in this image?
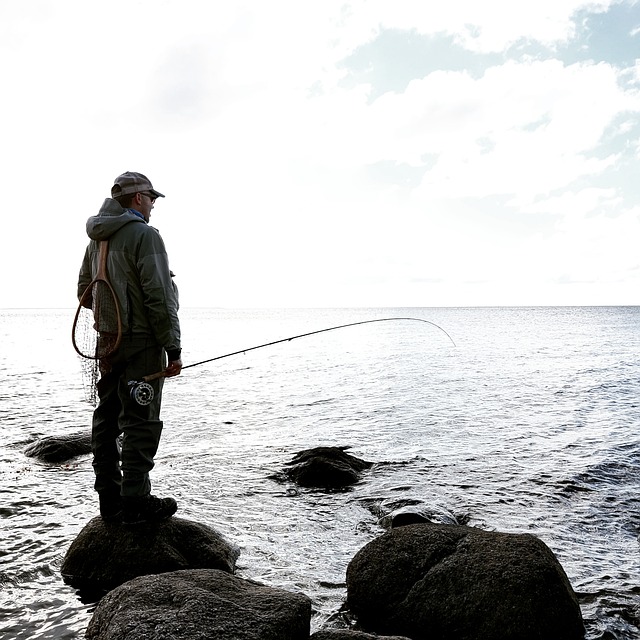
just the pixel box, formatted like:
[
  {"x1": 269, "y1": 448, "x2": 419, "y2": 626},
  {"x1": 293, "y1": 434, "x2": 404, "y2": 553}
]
[{"x1": 77, "y1": 171, "x2": 182, "y2": 525}]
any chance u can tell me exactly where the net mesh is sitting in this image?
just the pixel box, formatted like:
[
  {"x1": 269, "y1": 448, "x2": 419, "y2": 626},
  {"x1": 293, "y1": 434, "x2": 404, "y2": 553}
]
[
  {"x1": 79, "y1": 345, "x2": 100, "y2": 405},
  {"x1": 73, "y1": 279, "x2": 121, "y2": 405}
]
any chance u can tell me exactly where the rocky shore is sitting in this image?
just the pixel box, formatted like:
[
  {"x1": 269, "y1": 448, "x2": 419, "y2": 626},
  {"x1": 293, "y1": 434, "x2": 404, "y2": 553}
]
[{"x1": 27, "y1": 435, "x2": 585, "y2": 639}]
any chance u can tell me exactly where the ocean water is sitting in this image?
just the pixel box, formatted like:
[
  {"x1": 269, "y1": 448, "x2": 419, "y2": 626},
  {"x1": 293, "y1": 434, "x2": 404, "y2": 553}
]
[{"x1": 0, "y1": 306, "x2": 639, "y2": 639}]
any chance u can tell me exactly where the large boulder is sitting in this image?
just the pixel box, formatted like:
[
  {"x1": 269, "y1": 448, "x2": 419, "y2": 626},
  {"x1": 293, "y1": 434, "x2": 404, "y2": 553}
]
[
  {"x1": 61, "y1": 517, "x2": 239, "y2": 593},
  {"x1": 86, "y1": 568, "x2": 311, "y2": 640},
  {"x1": 24, "y1": 431, "x2": 91, "y2": 462},
  {"x1": 346, "y1": 523, "x2": 585, "y2": 640},
  {"x1": 282, "y1": 446, "x2": 373, "y2": 488}
]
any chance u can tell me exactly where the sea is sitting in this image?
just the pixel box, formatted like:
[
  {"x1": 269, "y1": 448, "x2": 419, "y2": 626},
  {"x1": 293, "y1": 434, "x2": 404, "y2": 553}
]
[{"x1": 0, "y1": 306, "x2": 639, "y2": 639}]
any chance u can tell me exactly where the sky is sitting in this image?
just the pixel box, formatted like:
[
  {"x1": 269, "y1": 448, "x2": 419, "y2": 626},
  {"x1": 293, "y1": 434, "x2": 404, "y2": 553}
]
[{"x1": 1, "y1": 0, "x2": 639, "y2": 308}]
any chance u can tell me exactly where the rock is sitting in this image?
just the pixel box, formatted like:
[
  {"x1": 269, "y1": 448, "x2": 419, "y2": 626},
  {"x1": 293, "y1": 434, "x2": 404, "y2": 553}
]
[
  {"x1": 346, "y1": 523, "x2": 585, "y2": 640},
  {"x1": 283, "y1": 446, "x2": 373, "y2": 488},
  {"x1": 374, "y1": 498, "x2": 460, "y2": 529},
  {"x1": 61, "y1": 517, "x2": 239, "y2": 593},
  {"x1": 385, "y1": 507, "x2": 445, "y2": 528},
  {"x1": 24, "y1": 431, "x2": 91, "y2": 462},
  {"x1": 86, "y1": 568, "x2": 311, "y2": 640},
  {"x1": 311, "y1": 631, "x2": 411, "y2": 639}
]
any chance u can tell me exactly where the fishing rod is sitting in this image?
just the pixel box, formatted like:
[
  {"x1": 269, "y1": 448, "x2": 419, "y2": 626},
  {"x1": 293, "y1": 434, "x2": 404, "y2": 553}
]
[{"x1": 128, "y1": 317, "x2": 456, "y2": 405}]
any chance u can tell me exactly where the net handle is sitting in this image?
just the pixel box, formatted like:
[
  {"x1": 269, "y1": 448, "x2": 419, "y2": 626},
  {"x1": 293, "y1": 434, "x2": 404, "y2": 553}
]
[
  {"x1": 71, "y1": 239, "x2": 123, "y2": 359},
  {"x1": 97, "y1": 240, "x2": 109, "y2": 279}
]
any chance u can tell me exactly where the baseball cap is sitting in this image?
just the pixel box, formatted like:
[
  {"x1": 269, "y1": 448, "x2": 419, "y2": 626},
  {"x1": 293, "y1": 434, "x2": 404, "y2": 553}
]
[{"x1": 111, "y1": 171, "x2": 165, "y2": 199}]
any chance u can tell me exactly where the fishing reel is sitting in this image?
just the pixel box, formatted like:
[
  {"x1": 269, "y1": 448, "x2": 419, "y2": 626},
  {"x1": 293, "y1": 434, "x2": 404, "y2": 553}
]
[
  {"x1": 128, "y1": 379, "x2": 155, "y2": 406},
  {"x1": 127, "y1": 369, "x2": 167, "y2": 406}
]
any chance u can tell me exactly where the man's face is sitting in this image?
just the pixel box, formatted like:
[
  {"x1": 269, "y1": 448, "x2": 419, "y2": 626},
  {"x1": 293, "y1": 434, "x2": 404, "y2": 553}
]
[{"x1": 138, "y1": 192, "x2": 156, "y2": 222}]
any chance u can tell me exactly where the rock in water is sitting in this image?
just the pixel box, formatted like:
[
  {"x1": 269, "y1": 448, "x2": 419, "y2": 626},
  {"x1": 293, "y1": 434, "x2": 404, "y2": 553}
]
[
  {"x1": 61, "y1": 517, "x2": 239, "y2": 593},
  {"x1": 24, "y1": 431, "x2": 91, "y2": 462},
  {"x1": 283, "y1": 446, "x2": 373, "y2": 488},
  {"x1": 346, "y1": 523, "x2": 585, "y2": 640},
  {"x1": 311, "y1": 631, "x2": 411, "y2": 639},
  {"x1": 85, "y1": 568, "x2": 311, "y2": 640}
]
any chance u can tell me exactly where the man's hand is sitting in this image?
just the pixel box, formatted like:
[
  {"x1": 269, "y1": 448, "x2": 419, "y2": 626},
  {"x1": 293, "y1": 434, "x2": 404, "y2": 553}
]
[{"x1": 164, "y1": 359, "x2": 183, "y2": 377}]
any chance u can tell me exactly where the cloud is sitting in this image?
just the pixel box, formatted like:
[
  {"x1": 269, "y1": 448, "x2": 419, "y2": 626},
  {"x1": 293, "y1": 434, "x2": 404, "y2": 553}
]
[
  {"x1": 287, "y1": 56, "x2": 638, "y2": 205},
  {"x1": 149, "y1": 43, "x2": 220, "y2": 123},
  {"x1": 334, "y1": 0, "x2": 614, "y2": 53}
]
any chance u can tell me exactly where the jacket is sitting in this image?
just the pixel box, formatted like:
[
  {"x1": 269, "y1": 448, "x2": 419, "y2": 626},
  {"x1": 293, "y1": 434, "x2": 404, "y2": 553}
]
[{"x1": 77, "y1": 198, "x2": 181, "y2": 357}]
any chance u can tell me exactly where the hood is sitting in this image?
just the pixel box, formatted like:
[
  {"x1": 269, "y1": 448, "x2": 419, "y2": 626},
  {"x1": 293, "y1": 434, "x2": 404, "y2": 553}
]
[{"x1": 86, "y1": 198, "x2": 145, "y2": 241}]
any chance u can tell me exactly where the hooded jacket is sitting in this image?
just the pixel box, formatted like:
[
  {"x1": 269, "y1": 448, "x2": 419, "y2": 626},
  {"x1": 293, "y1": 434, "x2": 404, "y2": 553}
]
[{"x1": 77, "y1": 198, "x2": 181, "y2": 357}]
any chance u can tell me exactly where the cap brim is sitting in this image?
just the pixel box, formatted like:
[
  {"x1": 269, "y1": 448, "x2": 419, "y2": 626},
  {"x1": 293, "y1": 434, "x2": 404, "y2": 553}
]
[{"x1": 150, "y1": 189, "x2": 165, "y2": 198}]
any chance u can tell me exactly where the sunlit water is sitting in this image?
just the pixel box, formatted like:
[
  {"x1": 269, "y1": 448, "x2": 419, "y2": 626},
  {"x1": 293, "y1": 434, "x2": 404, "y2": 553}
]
[{"x1": 1, "y1": 307, "x2": 639, "y2": 639}]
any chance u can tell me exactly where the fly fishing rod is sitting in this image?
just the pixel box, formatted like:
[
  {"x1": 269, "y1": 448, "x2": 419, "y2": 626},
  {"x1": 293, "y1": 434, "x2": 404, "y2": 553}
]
[{"x1": 128, "y1": 317, "x2": 456, "y2": 405}]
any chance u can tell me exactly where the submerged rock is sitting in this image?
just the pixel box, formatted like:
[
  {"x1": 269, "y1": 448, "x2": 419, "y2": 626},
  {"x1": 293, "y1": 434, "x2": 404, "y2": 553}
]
[
  {"x1": 346, "y1": 523, "x2": 585, "y2": 640},
  {"x1": 283, "y1": 446, "x2": 373, "y2": 488},
  {"x1": 24, "y1": 431, "x2": 91, "y2": 463},
  {"x1": 61, "y1": 517, "x2": 239, "y2": 593},
  {"x1": 374, "y1": 497, "x2": 460, "y2": 528},
  {"x1": 311, "y1": 631, "x2": 411, "y2": 639},
  {"x1": 86, "y1": 568, "x2": 311, "y2": 640}
]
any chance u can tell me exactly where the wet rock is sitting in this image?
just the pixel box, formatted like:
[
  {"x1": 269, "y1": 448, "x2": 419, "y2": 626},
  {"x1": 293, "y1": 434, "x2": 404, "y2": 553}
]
[
  {"x1": 311, "y1": 631, "x2": 411, "y2": 639},
  {"x1": 359, "y1": 496, "x2": 465, "y2": 530},
  {"x1": 61, "y1": 517, "x2": 239, "y2": 593},
  {"x1": 375, "y1": 498, "x2": 460, "y2": 528},
  {"x1": 24, "y1": 431, "x2": 91, "y2": 463},
  {"x1": 283, "y1": 446, "x2": 373, "y2": 488},
  {"x1": 346, "y1": 523, "x2": 585, "y2": 640},
  {"x1": 391, "y1": 510, "x2": 460, "y2": 527},
  {"x1": 86, "y1": 568, "x2": 311, "y2": 640}
]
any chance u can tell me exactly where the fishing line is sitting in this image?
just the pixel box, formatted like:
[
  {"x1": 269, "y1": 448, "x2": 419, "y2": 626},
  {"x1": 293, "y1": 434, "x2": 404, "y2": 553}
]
[{"x1": 128, "y1": 317, "x2": 456, "y2": 405}]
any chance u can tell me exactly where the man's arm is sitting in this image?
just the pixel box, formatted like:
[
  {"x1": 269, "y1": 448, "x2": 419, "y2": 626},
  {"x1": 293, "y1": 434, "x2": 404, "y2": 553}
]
[{"x1": 136, "y1": 229, "x2": 182, "y2": 359}]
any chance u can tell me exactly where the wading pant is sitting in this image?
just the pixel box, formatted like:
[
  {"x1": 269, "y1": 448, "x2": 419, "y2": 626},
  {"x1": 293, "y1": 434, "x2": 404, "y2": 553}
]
[{"x1": 91, "y1": 335, "x2": 166, "y2": 498}]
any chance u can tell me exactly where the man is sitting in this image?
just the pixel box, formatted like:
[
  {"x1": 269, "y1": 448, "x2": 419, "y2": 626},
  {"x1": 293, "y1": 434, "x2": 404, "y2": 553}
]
[{"x1": 77, "y1": 171, "x2": 182, "y2": 525}]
